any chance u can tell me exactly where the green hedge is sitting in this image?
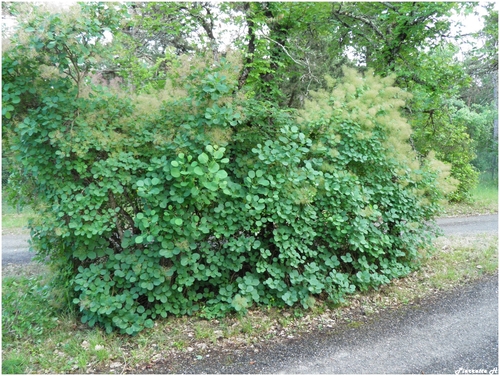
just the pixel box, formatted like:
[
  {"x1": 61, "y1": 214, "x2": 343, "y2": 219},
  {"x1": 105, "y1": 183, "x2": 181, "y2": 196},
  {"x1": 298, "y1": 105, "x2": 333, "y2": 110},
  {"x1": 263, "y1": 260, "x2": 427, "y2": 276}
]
[{"x1": 3, "y1": 8, "x2": 455, "y2": 334}]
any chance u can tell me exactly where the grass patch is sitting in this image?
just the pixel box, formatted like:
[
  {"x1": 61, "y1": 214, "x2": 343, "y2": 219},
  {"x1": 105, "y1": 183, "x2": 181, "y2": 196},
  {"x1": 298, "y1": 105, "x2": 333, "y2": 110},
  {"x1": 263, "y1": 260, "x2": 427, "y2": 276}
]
[
  {"x1": 1, "y1": 198, "x2": 37, "y2": 234},
  {"x1": 2, "y1": 211, "x2": 35, "y2": 234},
  {"x1": 440, "y1": 175, "x2": 498, "y2": 217},
  {"x1": 2, "y1": 275, "x2": 61, "y2": 340},
  {"x1": 2, "y1": 232, "x2": 497, "y2": 374},
  {"x1": 2, "y1": 355, "x2": 28, "y2": 375},
  {"x1": 426, "y1": 234, "x2": 498, "y2": 284}
]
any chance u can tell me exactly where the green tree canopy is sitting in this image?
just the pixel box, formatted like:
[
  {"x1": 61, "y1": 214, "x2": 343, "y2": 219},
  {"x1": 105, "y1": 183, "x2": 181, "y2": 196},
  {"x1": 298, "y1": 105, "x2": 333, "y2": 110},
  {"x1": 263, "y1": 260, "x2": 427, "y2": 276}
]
[{"x1": 82, "y1": 1, "x2": 485, "y2": 200}]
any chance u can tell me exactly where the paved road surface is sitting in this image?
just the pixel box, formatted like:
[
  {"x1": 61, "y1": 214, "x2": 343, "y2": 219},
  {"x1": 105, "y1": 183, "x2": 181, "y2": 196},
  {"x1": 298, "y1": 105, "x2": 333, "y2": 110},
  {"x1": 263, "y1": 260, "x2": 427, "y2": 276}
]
[
  {"x1": 436, "y1": 214, "x2": 498, "y2": 235},
  {"x1": 2, "y1": 234, "x2": 32, "y2": 265},
  {"x1": 152, "y1": 274, "x2": 498, "y2": 374}
]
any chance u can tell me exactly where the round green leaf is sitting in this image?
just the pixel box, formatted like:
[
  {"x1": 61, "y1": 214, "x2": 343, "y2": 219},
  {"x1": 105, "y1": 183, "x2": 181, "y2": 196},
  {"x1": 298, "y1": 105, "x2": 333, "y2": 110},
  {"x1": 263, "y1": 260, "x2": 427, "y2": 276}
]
[
  {"x1": 198, "y1": 153, "x2": 209, "y2": 164},
  {"x1": 213, "y1": 149, "x2": 225, "y2": 159},
  {"x1": 208, "y1": 161, "x2": 220, "y2": 173},
  {"x1": 257, "y1": 177, "x2": 269, "y2": 186},
  {"x1": 193, "y1": 166, "x2": 204, "y2": 176},
  {"x1": 203, "y1": 181, "x2": 218, "y2": 191},
  {"x1": 215, "y1": 170, "x2": 228, "y2": 180}
]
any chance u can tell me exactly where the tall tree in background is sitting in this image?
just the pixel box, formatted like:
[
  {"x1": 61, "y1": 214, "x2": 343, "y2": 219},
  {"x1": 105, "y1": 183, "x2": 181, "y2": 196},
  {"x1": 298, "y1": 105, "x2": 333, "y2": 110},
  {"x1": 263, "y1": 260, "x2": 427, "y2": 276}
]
[
  {"x1": 237, "y1": 1, "x2": 479, "y2": 200},
  {"x1": 459, "y1": 3, "x2": 498, "y2": 180}
]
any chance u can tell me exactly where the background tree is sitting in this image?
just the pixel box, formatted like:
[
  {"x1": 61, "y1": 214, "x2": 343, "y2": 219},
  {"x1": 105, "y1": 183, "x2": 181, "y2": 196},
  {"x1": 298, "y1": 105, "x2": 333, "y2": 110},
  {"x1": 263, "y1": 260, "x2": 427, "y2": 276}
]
[
  {"x1": 117, "y1": 1, "x2": 485, "y2": 201},
  {"x1": 459, "y1": 3, "x2": 498, "y2": 181},
  {"x1": 103, "y1": 2, "x2": 226, "y2": 93},
  {"x1": 238, "y1": 2, "x2": 479, "y2": 200}
]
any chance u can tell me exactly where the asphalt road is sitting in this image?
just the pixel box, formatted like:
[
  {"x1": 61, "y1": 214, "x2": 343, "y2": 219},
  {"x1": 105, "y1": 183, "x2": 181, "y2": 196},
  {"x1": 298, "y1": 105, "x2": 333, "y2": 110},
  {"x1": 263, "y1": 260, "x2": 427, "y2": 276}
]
[
  {"x1": 2, "y1": 233, "x2": 32, "y2": 265},
  {"x1": 2, "y1": 214, "x2": 497, "y2": 266},
  {"x1": 436, "y1": 214, "x2": 498, "y2": 235},
  {"x1": 152, "y1": 273, "x2": 498, "y2": 374}
]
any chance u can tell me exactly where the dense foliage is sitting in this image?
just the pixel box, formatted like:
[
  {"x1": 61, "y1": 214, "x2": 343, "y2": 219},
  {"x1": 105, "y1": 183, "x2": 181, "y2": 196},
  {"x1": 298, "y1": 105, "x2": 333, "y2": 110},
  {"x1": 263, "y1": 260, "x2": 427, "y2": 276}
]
[
  {"x1": 111, "y1": 1, "x2": 495, "y2": 201},
  {"x1": 2, "y1": 2, "x2": 491, "y2": 334},
  {"x1": 460, "y1": 3, "x2": 498, "y2": 181}
]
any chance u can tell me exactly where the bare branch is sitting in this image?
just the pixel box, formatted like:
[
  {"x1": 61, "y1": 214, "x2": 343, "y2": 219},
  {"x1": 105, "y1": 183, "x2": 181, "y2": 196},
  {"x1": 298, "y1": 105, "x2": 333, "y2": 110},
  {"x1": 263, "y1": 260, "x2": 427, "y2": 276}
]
[
  {"x1": 263, "y1": 35, "x2": 305, "y2": 67},
  {"x1": 381, "y1": 2, "x2": 399, "y2": 12},
  {"x1": 333, "y1": 9, "x2": 388, "y2": 44}
]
